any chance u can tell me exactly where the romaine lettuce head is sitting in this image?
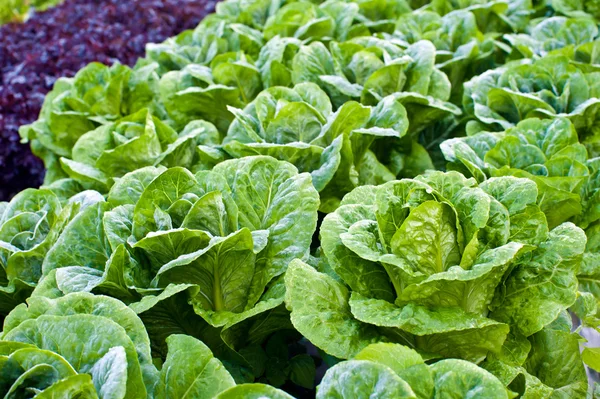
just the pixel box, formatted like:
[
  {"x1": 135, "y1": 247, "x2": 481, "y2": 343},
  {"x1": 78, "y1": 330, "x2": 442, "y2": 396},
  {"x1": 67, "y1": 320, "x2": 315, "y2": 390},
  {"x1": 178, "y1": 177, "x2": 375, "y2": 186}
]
[
  {"x1": 389, "y1": 9, "x2": 504, "y2": 103},
  {"x1": 144, "y1": 14, "x2": 264, "y2": 75},
  {"x1": 463, "y1": 55, "x2": 600, "y2": 157},
  {"x1": 505, "y1": 16, "x2": 599, "y2": 61},
  {"x1": 441, "y1": 118, "x2": 600, "y2": 318},
  {"x1": 19, "y1": 62, "x2": 163, "y2": 185},
  {"x1": 551, "y1": 0, "x2": 600, "y2": 20},
  {"x1": 262, "y1": 0, "x2": 412, "y2": 43},
  {"x1": 214, "y1": 0, "x2": 285, "y2": 29},
  {"x1": 441, "y1": 118, "x2": 592, "y2": 228},
  {"x1": 223, "y1": 82, "x2": 412, "y2": 212},
  {"x1": 265, "y1": 36, "x2": 462, "y2": 128},
  {"x1": 159, "y1": 55, "x2": 262, "y2": 132},
  {"x1": 32, "y1": 156, "x2": 319, "y2": 383},
  {"x1": 505, "y1": 15, "x2": 600, "y2": 76},
  {"x1": 49, "y1": 108, "x2": 223, "y2": 193},
  {"x1": 285, "y1": 171, "x2": 586, "y2": 364},
  {"x1": 0, "y1": 189, "x2": 104, "y2": 320},
  {"x1": 423, "y1": 0, "x2": 534, "y2": 33},
  {"x1": 0, "y1": 292, "x2": 159, "y2": 399}
]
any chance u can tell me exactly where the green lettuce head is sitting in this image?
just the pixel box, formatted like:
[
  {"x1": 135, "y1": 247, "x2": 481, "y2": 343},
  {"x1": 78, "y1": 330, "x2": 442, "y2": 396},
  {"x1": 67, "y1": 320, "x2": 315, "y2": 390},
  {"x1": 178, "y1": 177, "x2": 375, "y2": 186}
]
[
  {"x1": 0, "y1": 293, "x2": 159, "y2": 399},
  {"x1": 285, "y1": 171, "x2": 586, "y2": 366},
  {"x1": 213, "y1": 0, "x2": 287, "y2": 29},
  {"x1": 0, "y1": 189, "x2": 104, "y2": 320},
  {"x1": 505, "y1": 16, "x2": 598, "y2": 57},
  {"x1": 463, "y1": 55, "x2": 600, "y2": 157},
  {"x1": 551, "y1": 0, "x2": 600, "y2": 20},
  {"x1": 267, "y1": 36, "x2": 462, "y2": 126},
  {"x1": 389, "y1": 9, "x2": 504, "y2": 103},
  {"x1": 441, "y1": 118, "x2": 593, "y2": 228},
  {"x1": 442, "y1": 118, "x2": 600, "y2": 333},
  {"x1": 262, "y1": 0, "x2": 411, "y2": 43},
  {"x1": 50, "y1": 108, "x2": 223, "y2": 193},
  {"x1": 423, "y1": 0, "x2": 534, "y2": 33},
  {"x1": 33, "y1": 156, "x2": 319, "y2": 384},
  {"x1": 223, "y1": 82, "x2": 418, "y2": 212},
  {"x1": 144, "y1": 13, "x2": 264, "y2": 75},
  {"x1": 505, "y1": 16, "x2": 600, "y2": 71},
  {"x1": 19, "y1": 62, "x2": 163, "y2": 184},
  {"x1": 159, "y1": 55, "x2": 262, "y2": 132}
]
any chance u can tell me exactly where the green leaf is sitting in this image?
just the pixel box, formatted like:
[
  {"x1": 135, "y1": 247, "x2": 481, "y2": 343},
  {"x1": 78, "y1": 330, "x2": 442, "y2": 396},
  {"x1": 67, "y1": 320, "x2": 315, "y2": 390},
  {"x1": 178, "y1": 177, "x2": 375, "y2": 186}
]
[
  {"x1": 582, "y1": 347, "x2": 600, "y2": 372},
  {"x1": 133, "y1": 228, "x2": 212, "y2": 274},
  {"x1": 42, "y1": 201, "x2": 112, "y2": 273},
  {"x1": 284, "y1": 259, "x2": 384, "y2": 359},
  {"x1": 490, "y1": 223, "x2": 586, "y2": 336},
  {"x1": 316, "y1": 360, "x2": 417, "y2": 399},
  {"x1": 131, "y1": 167, "x2": 201, "y2": 240},
  {"x1": 430, "y1": 359, "x2": 509, "y2": 399},
  {"x1": 388, "y1": 200, "x2": 461, "y2": 277},
  {"x1": 525, "y1": 326, "x2": 588, "y2": 398},
  {"x1": 214, "y1": 383, "x2": 295, "y2": 399},
  {"x1": 354, "y1": 343, "x2": 432, "y2": 399},
  {"x1": 107, "y1": 166, "x2": 165, "y2": 206},
  {"x1": 155, "y1": 334, "x2": 235, "y2": 399},
  {"x1": 289, "y1": 354, "x2": 316, "y2": 389},
  {"x1": 155, "y1": 229, "x2": 256, "y2": 313},
  {"x1": 35, "y1": 374, "x2": 99, "y2": 399},
  {"x1": 350, "y1": 293, "x2": 509, "y2": 362},
  {"x1": 90, "y1": 346, "x2": 128, "y2": 399}
]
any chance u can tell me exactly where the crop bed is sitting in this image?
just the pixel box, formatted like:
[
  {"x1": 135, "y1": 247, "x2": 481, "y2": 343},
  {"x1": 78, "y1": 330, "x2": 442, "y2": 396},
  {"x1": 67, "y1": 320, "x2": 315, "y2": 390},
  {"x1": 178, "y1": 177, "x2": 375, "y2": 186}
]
[
  {"x1": 2, "y1": 0, "x2": 600, "y2": 398},
  {"x1": 0, "y1": 0, "x2": 217, "y2": 201}
]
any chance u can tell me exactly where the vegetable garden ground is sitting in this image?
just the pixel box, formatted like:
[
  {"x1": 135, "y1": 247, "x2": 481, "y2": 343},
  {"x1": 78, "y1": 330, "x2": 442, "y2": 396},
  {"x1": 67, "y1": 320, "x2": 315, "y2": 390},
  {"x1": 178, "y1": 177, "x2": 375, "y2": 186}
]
[{"x1": 1, "y1": 0, "x2": 600, "y2": 398}]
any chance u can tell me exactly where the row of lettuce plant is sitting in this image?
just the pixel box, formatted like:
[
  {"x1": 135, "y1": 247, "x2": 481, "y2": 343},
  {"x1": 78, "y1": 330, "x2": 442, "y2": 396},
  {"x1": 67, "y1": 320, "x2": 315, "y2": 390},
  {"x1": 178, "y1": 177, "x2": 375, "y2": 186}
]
[{"x1": 3, "y1": 0, "x2": 600, "y2": 397}]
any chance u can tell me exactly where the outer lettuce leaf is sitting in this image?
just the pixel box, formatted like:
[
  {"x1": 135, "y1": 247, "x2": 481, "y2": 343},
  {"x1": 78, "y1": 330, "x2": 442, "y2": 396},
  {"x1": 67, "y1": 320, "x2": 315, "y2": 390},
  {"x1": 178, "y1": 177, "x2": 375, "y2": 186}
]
[
  {"x1": 215, "y1": 383, "x2": 295, "y2": 398},
  {"x1": 285, "y1": 259, "x2": 385, "y2": 359},
  {"x1": 155, "y1": 334, "x2": 235, "y2": 398},
  {"x1": 490, "y1": 223, "x2": 585, "y2": 336}
]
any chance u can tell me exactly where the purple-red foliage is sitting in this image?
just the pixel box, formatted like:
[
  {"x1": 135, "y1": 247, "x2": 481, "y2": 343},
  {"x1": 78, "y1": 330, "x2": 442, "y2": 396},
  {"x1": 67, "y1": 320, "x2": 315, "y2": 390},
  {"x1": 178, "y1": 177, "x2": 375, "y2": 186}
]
[{"x1": 0, "y1": 0, "x2": 217, "y2": 201}]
